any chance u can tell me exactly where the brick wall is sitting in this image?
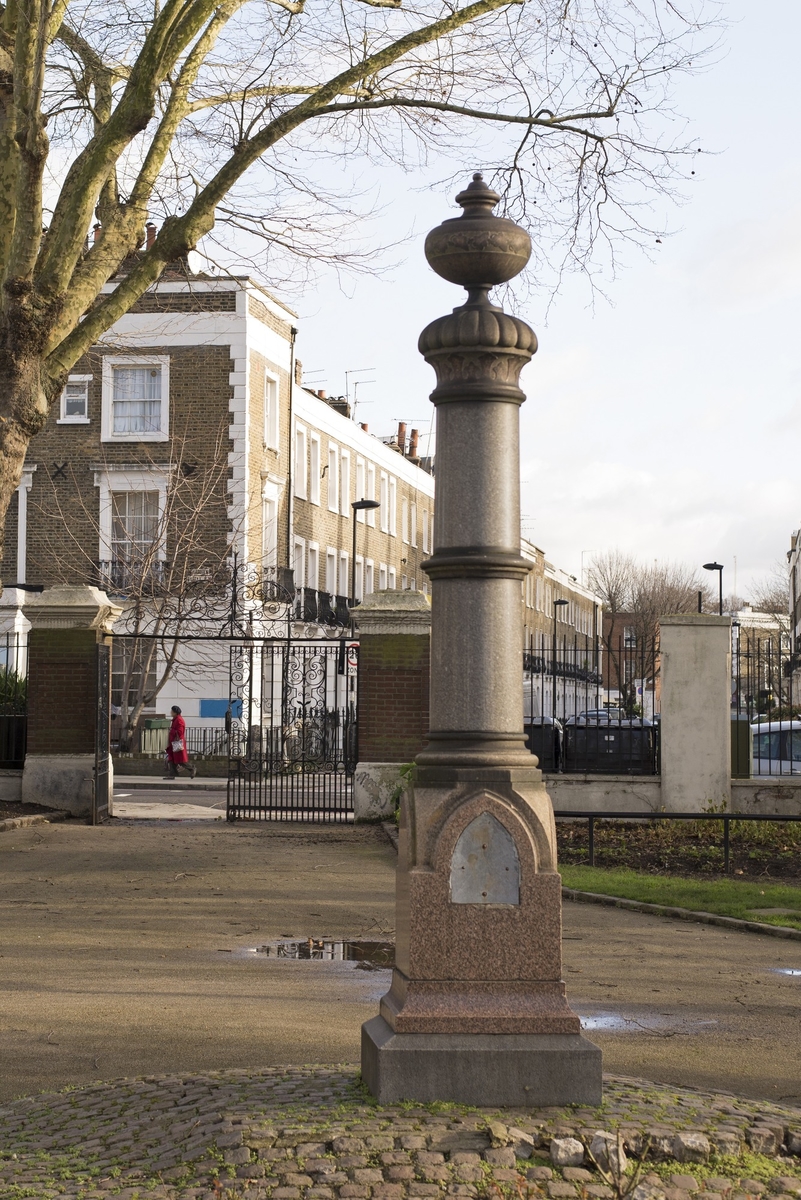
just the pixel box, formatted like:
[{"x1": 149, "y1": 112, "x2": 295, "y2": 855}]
[
  {"x1": 357, "y1": 633, "x2": 429, "y2": 762},
  {"x1": 27, "y1": 629, "x2": 99, "y2": 755}
]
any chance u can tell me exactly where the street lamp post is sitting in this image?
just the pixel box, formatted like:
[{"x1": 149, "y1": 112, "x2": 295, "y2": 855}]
[
  {"x1": 553, "y1": 598, "x2": 569, "y2": 720},
  {"x1": 703, "y1": 562, "x2": 724, "y2": 616},
  {"x1": 351, "y1": 498, "x2": 381, "y2": 608}
]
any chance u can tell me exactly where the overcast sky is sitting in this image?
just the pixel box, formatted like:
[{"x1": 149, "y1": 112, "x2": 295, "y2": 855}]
[{"x1": 291, "y1": 0, "x2": 800, "y2": 600}]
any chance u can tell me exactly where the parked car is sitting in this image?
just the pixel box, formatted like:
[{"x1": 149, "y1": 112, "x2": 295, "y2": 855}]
[
  {"x1": 750, "y1": 719, "x2": 801, "y2": 775},
  {"x1": 564, "y1": 709, "x2": 634, "y2": 726}
]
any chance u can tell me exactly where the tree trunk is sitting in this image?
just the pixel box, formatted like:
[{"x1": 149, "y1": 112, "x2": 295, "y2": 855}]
[{"x1": 0, "y1": 345, "x2": 50, "y2": 575}]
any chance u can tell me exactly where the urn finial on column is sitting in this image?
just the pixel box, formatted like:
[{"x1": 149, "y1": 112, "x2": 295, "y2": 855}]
[{"x1": 423, "y1": 172, "x2": 532, "y2": 296}]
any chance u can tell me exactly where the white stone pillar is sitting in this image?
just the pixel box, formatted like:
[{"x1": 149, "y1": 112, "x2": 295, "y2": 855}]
[
  {"x1": 659, "y1": 614, "x2": 732, "y2": 812},
  {"x1": 15, "y1": 466, "x2": 37, "y2": 584}
]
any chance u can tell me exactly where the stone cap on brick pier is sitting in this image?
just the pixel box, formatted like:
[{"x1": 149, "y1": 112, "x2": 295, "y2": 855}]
[
  {"x1": 353, "y1": 589, "x2": 431, "y2": 638},
  {"x1": 22, "y1": 585, "x2": 123, "y2": 633}
]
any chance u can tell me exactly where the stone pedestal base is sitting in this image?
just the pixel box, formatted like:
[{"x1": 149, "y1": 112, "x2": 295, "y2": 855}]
[
  {"x1": 353, "y1": 762, "x2": 408, "y2": 822},
  {"x1": 361, "y1": 1015, "x2": 602, "y2": 1106},
  {"x1": 21, "y1": 754, "x2": 102, "y2": 819}
]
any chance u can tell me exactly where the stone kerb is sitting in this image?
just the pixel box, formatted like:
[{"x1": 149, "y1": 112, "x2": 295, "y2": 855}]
[
  {"x1": 353, "y1": 590, "x2": 431, "y2": 822},
  {"x1": 21, "y1": 586, "x2": 122, "y2": 819},
  {"x1": 659, "y1": 613, "x2": 732, "y2": 813}
]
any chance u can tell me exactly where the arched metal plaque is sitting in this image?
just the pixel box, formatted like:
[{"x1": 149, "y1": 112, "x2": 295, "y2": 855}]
[{"x1": 449, "y1": 812, "x2": 520, "y2": 905}]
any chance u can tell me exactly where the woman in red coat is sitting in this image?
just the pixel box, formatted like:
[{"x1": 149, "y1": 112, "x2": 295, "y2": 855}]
[{"x1": 165, "y1": 706, "x2": 196, "y2": 779}]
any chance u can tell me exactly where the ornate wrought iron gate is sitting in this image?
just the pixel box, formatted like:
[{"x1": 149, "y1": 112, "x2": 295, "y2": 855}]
[{"x1": 226, "y1": 638, "x2": 358, "y2": 821}]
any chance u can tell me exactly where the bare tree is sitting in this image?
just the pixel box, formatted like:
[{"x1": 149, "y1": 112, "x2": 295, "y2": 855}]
[
  {"x1": 748, "y1": 563, "x2": 791, "y2": 638},
  {"x1": 0, "y1": 0, "x2": 717, "y2": 562},
  {"x1": 587, "y1": 550, "x2": 711, "y2": 712}
]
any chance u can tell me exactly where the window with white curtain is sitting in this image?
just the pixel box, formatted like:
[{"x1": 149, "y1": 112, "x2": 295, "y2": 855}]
[
  {"x1": 388, "y1": 566, "x2": 396, "y2": 588},
  {"x1": 111, "y1": 491, "x2": 160, "y2": 563},
  {"x1": 365, "y1": 560, "x2": 374, "y2": 594},
  {"x1": 422, "y1": 508, "x2": 429, "y2": 552},
  {"x1": 379, "y1": 563, "x2": 388, "y2": 590},
  {"x1": 338, "y1": 551, "x2": 349, "y2": 597},
  {"x1": 410, "y1": 502, "x2": 417, "y2": 547},
  {"x1": 402, "y1": 497, "x2": 408, "y2": 544},
  {"x1": 102, "y1": 356, "x2": 169, "y2": 441}
]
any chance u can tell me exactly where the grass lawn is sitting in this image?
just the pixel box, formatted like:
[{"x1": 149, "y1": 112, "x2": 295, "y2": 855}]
[{"x1": 560, "y1": 865, "x2": 801, "y2": 930}]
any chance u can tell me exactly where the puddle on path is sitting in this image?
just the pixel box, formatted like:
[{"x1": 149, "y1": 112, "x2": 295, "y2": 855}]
[
  {"x1": 577, "y1": 1009, "x2": 718, "y2": 1035},
  {"x1": 769, "y1": 967, "x2": 801, "y2": 976},
  {"x1": 232, "y1": 938, "x2": 394, "y2": 969}
]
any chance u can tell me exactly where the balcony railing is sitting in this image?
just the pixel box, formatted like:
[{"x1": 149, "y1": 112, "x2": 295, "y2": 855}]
[
  {"x1": 96, "y1": 560, "x2": 168, "y2": 595},
  {"x1": 293, "y1": 588, "x2": 352, "y2": 628}
]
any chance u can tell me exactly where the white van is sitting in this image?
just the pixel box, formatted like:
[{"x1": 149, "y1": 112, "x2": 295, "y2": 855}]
[{"x1": 750, "y1": 719, "x2": 801, "y2": 775}]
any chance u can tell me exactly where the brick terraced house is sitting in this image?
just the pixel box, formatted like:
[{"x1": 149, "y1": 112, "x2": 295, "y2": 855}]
[{"x1": 0, "y1": 261, "x2": 436, "y2": 733}]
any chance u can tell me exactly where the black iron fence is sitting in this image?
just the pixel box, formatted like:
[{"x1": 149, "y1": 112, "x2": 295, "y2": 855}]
[
  {"x1": 0, "y1": 632, "x2": 28, "y2": 769},
  {"x1": 524, "y1": 637, "x2": 659, "y2": 775},
  {"x1": 732, "y1": 629, "x2": 801, "y2": 777}
]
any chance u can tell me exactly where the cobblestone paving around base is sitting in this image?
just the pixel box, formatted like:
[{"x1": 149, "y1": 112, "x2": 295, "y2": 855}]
[{"x1": 1, "y1": 1067, "x2": 800, "y2": 1200}]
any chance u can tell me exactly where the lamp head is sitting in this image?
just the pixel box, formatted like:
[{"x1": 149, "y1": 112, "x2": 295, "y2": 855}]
[
  {"x1": 352, "y1": 498, "x2": 381, "y2": 512},
  {"x1": 703, "y1": 562, "x2": 723, "y2": 572},
  {"x1": 554, "y1": 598, "x2": 569, "y2": 607}
]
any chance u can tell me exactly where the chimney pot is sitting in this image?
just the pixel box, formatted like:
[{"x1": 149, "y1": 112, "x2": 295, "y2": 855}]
[
  {"x1": 360, "y1": 423, "x2": 368, "y2": 432},
  {"x1": 409, "y1": 428, "x2": 419, "y2": 459},
  {"x1": 145, "y1": 222, "x2": 156, "y2": 249},
  {"x1": 93, "y1": 224, "x2": 102, "y2": 243},
  {"x1": 397, "y1": 421, "x2": 407, "y2": 453},
  {"x1": 318, "y1": 389, "x2": 327, "y2": 399}
]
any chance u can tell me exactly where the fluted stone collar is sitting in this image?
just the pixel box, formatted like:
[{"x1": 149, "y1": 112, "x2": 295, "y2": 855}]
[{"x1": 418, "y1": 302, "x2": 536, "y2": 357}]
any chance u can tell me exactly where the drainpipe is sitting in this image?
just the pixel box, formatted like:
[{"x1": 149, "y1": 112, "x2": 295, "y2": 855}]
[{"x1": 285, "y1": 326, "x2": 299, "y2": 576}]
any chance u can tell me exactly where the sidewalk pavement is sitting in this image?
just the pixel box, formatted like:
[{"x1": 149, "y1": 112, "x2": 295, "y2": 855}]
[{"x1": 1, "y1": 1065, "x2": 800, "y2": 1200}]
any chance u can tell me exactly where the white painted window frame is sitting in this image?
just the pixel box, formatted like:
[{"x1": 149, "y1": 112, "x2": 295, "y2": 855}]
[
  {"x1": 293, "y1": 535, "x2": 306, "y2": 588},
  {"x1": 402, "y1": 497, "x2": 409, "y2": 544},
  {"x1": 94, "y1": 466, "x2": 169, "y2": 563},
  {"x1": 366, "y1": 463, "x2": 376, "y2": 526},
  {"x1": 388, "y1": 478, "x2": 397, "y2": 536},
  {"x1": 327, "y1": 444, "x2": 339, "y2": 513},
  {"x1": 355, "y1": 457, "x2": 366, "y2": 522},
  {"x1": 262, "y1": 478, "x2": 281, "y2": 568},
  {"x1": 101, "y1": 354, "x2": 170, "y2": 443},
  {"x1": 58, "y1": 374, "x2": 92, "y2": 424},
  {"x1": 309, "y1": 433, "x2": 321, "y2": 505},
  {"x1": 307, "y1": 541, "x2": 319, "y2": 590},
  {"x1": 294, "y1": 423, "x2": 308, "y2": 499},
  {"x1": 379, "y1": 473, "x2": 389, "y2": 532},
  {"x1": 326, "y1": 547, "x2": 337, "y2": 593},
  {"x1": 263, "y1": 370, "x2": 279, "y2": 450},
  {"x1": 340, "y1": 450, "x2": 351, "y2": 517}
]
